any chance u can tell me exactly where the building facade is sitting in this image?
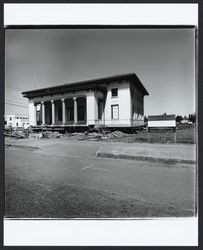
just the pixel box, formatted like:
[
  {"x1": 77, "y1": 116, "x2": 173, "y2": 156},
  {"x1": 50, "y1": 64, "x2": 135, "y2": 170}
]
[
  {"x1": 5, "y1": 114, "x2": 29, "y2": 128},
  {"x1": 22, "y1": 73, "x2": 149, "y2": 130}
]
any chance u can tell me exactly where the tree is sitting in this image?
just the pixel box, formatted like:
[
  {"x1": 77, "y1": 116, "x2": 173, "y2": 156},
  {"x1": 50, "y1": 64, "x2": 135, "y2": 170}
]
[
  {"x1": 188, "y1": 113, "x2": 196, "y2": 123},
  {"x1": 176, "y1": 115, "x2": 183, "y2": 123}
]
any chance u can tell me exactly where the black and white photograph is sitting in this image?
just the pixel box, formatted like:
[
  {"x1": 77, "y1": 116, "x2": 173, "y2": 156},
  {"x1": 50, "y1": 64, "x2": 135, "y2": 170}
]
[
  {"x1": 5, "y1": 27, "x2": 197, "y2": 219},
  {"x1": 2, "y1": 2, "x2": 199, "y2": 247}
]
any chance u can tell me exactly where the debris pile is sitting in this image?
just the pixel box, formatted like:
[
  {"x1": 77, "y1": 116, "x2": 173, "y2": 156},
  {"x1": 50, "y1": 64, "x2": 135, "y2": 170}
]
[
  {"x1": 111, "y1": 131, "x2": 127, "y2": 138},
  {"x1": 76, "y1": 130, "x2": 129, "y2": 141},
  {"x1": 39, "y1": 131, "x2": 61, "y2": 139},
  {"x1": 4, "y1": 127, "x2": 136, "y2": 141},
  {"x1": 4, "y1": 127, "x2": 30, "y2": 139},
  {"x1": 86, "y1": 132, "x2": 103, "y2": 141}
]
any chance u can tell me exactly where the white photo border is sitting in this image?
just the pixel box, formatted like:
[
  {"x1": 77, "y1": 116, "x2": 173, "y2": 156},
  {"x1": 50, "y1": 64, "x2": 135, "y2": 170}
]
[{"x1": 3, "y1": 3, "x2": 198, "y2": 246}]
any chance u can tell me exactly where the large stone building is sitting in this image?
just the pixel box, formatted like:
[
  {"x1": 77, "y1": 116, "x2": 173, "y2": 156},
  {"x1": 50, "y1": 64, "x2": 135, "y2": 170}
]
[{"x1": 22, "y1": 73, "x2": 149, "y2": 131}]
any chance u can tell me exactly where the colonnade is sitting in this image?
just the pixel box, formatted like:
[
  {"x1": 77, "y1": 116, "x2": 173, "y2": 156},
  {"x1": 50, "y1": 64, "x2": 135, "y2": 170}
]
[{"x1": 38, "y1": 97, "x2": 79, "y2": 125}]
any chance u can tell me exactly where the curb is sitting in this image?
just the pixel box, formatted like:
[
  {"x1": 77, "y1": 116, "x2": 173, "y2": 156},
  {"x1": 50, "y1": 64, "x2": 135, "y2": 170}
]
[
  {"x1": 5, "y1": 144, "x2": 39, "y2": 151},
  {"x1": 96, "y1": 152, "x2": 195, "y2": 165}
]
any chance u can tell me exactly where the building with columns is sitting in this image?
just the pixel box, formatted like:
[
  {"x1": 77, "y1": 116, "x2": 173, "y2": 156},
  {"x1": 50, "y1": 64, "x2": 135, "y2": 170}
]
[{"x1": 22, "y1": 73, "x2": 149, "y2": 131}]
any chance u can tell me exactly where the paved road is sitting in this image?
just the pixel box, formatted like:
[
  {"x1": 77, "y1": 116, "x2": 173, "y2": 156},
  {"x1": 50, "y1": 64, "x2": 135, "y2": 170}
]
[{"x1": 5, "y1": 140, "x2": 196, "y2": 217}]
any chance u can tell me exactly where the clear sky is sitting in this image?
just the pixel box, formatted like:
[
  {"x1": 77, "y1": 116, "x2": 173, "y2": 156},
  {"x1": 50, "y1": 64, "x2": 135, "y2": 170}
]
[{"x1": 5, "y1": 28, "x2": 196, "y2": 116}]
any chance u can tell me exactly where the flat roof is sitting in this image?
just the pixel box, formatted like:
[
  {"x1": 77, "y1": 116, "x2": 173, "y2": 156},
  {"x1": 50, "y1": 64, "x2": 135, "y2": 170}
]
[
  {"x1": 148, "y1": 115, "x2": 176, "y2": 121},
  {"x1": 22, "y1": 73, "x2": 149, "y2": 98}
]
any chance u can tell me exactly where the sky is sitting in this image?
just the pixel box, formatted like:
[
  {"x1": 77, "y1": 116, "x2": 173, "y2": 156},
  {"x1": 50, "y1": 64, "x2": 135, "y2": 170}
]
[{"x1": 5, "y1": 28, "x2": 196, "y2": 116}]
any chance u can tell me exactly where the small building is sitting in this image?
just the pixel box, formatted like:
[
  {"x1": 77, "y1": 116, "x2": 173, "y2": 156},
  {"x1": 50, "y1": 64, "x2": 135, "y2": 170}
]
[
  {"x1": 148, "y1": 114, "x2": 176, "y2": 131},
  {"x1": 5, "y1": 114, "x2": 29, "y2": 128},
  {"x1": 22, "y1": 73, "x2": 149, "y2": 131}
]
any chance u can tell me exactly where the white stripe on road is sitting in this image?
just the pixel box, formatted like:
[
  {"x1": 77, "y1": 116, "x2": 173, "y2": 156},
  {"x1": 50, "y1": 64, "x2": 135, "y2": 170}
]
[
  {"x1": 81, "y1": 164, "x2": 109, "y2": 172},
  {"x1": 81, "y1": 164, "x2": 95, "y2": 170},
  {"x1": 90, "y1": 167, "x2": 109, "y2": 172}
]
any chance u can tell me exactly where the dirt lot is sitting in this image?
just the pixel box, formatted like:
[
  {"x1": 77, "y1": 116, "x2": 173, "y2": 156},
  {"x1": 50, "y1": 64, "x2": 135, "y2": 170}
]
[
  {"x1": 64, "y1": 127, "x2": 196, "y2": 144},
  {"x1": 5, "y1": 124, "x2": 196, "y2": 145},
  {"x1": 123, "y1": 128, "x2": 195, "y2": 144}
]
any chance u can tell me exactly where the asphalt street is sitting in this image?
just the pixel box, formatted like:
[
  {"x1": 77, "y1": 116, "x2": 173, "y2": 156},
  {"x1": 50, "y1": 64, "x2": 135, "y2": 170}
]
[{"x1": 5, "y1": 140, "x2": 196, "y2": 217}]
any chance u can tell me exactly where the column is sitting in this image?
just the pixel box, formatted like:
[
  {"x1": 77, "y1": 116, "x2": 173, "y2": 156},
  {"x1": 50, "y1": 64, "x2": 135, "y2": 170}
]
[
  {"x1": 61, "y1": 98, "x2": 66, "y2": 124},
  {"x1": 73, "y1": 97, "x2": 78, "y2": 125},
  {"x1": 41, "y1": 101, "x2": 45, "y2": 125},
  {"x1": 51, "y1": 100, "x2": 55, "y2": 125},
  {"x1": 86, "y1": 92, "x2": 96, "y2": 125},
  {"x1": 28, "y1": 101, "x2": 37, "y2": 126},
  {"x1": 101, "y1": 101, "x2": 105, "y2": 125},
  {"x1": 34, "y1": 104, "x2": 37, "y2": 126}
]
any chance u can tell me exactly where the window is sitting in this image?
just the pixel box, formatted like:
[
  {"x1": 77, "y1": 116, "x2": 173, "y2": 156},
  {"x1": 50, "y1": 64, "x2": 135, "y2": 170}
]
[
  {"x1": 36, "y1": 104, "x2": 41, "y2": 111},
  {"x1": 111, "y1": 105, "x2": 119, "y2": 119},
  {"x1": 78, "y1": 105, "x2": 85, "y2": 121},
  {"x1": 67, "y1": 107, "x2": 74, "y2": 121},
  {"x1": 58, "y1": 107, "x2": 62, "y2": 121},
  {"x1": 111, "y1": 88, "x2": 118, "y2": 97},
  {"x1": 98, "y1": 99, "x2": 103, "y2": 120}
]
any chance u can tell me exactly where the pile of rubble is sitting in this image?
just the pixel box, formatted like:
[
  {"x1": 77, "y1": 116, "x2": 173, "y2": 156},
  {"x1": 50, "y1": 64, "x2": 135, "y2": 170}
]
[
  {"x1": 4, "y1": 126, "x2": 137, "y2": 142},
  {"x1": 75, "y1": 130, "x2": 129, "y2": 141},
  {"x1": 41, "y1": 131, "x2": 61, "y2": 139},
  {"x1": 29, "y1": 131, "x2": 61, "y2": 139},
  {"x1": 4, "y1": 127, "x2": 30, "y2": 139},
  {"x1": 4, "y1": 126, "x2": 132, "y2": 141}
]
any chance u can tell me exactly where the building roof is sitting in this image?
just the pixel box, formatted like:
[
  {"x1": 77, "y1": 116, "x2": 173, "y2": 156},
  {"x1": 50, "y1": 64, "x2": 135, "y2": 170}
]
[
  {"x1": 22, "y1": 73, "x2": 149, "y2": 98},
  {"x1": 148, "y1": 115, "x2": 176, "y2": 121}
]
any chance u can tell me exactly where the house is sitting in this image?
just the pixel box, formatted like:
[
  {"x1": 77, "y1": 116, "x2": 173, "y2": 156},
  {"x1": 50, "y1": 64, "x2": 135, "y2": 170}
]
[
  {"x1": 22, "y1": 73, "x2": 149, "y2": 131},
  {"x1": 148, "y1": 114, "x2": 176, "y2": 131},
  {"x1": 5, "y1": 114, "x2": 29, "y2": 128}
]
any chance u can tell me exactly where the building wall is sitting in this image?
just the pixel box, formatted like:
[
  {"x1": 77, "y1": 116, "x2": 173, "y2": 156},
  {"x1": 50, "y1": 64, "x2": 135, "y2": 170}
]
[
  {"x1": 6, "y1": 115, "x2": 29, "y2": 128},
  {"x1": 148, "y1": 120, "x2": 176, "y2": 128},
  {"x1": 130, "y1": 83, "x2": 144, "y2": 126},
  {"x1": 102, "y1": 81, "x2": 131, "y2": 127},
  {"x1": 6, "y1": 115, "x2": 15, "y2": 127},
  {"x1": 86, "y1": 91, "x2": 98, "y2": 125},
  {"x1": 29, "y1": 101, "x2": 36, "y2": 126}
]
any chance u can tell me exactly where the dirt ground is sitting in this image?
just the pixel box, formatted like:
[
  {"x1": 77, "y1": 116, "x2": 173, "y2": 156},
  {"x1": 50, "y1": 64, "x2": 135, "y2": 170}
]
[
  {"x1": 5, "y1": 124, "x2": 196, "y2": 145},
  {"x1": 63, "y1": 127, "x2": 196, "y2": 144}
]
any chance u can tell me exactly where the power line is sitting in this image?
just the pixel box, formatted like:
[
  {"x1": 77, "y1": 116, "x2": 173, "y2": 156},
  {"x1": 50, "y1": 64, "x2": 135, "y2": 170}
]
[
  {"x1": 6, "y1": 99, "x2": 27, "y2": 105},
  {"x1": 5, "y1": 102, "x2": 28, "y2": 108}
]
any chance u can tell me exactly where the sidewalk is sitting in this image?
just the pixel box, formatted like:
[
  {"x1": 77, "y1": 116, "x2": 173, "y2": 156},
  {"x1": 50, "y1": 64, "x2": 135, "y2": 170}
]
[
  {"x1": 96, "y1": 142, "x2": 196, "y2": 164},
  {"x1": 5, "y1": 137, "x2": 196, "y2": 164}
]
